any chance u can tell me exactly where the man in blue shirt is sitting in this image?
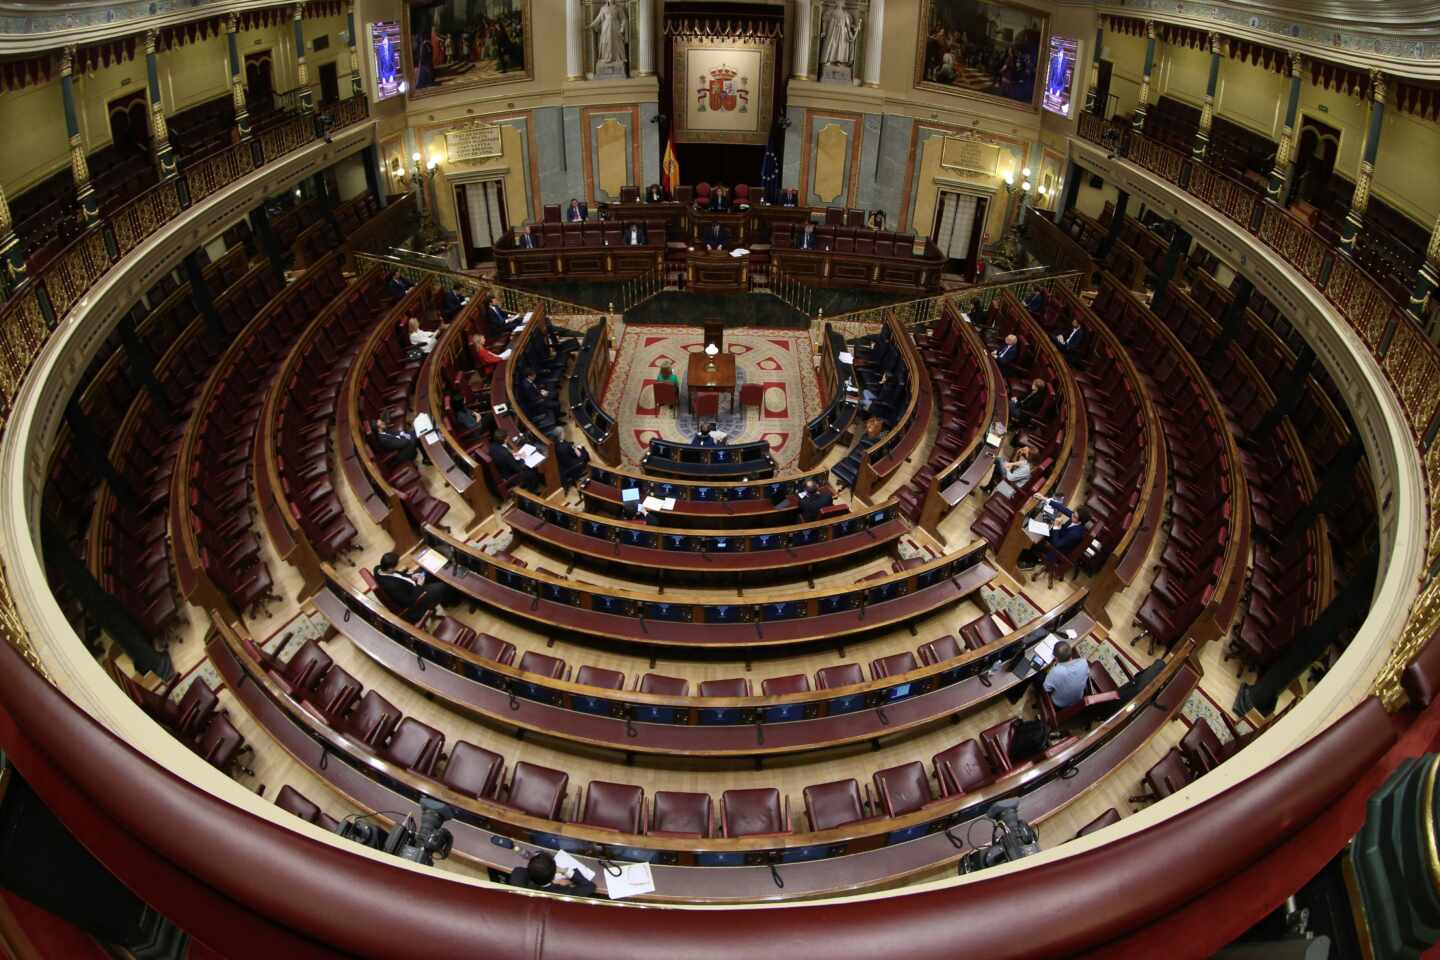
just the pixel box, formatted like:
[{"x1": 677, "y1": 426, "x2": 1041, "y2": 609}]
[{"x1": 1043, "y1": 641, "x2": 1089, "y2": 709}]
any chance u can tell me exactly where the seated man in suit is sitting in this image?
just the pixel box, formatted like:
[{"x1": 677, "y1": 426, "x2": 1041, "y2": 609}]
[
  {"x1": 386, "y1": 272, "x2": 415, "y2": 299},
  {"x1": 1010, "y1": 378, "x2": 1051, "y2": 423},
  {"x1": 1055, "y1": 319, "x2": 1085, "y2": 358},
  {"x1": 373, "y1": 551, "x2": 457, "y2": 623},
  {"x1": 797, "y1": 222, "x2": 818, "y2": 250},
  {"x1": 1043, "y1": 641, "x2": 1090, "y2": 710},
  {"x1": 566, "y1": 198, "x2": 588, "y2": 222},
  {"x1": 703, "y1": 222, "x2": 729, "y2": 251},
  {"x1": 489, "y1": 432, "x2": 541, "y2": 492},
  {"x1": 711, "y1": 183, "x2": 730, "y2": 212},
  {"x1": 690, "y1": 422, "x2": 724, "y2": 446},
  {"x1": 440, "y1": 283, "x2": 466, "y2": 321},
  {"x1": 372, "y1": 417, "x2": 420, "y2": 465},
  {"x1": 515, "y1": 224, "x2": 539, "y2": 249},
  {"x1": 796, "y1": 477, "x2": 834, "y2": 522},
  {"x1": 518, "y1": 368, "x2": 563, "y2": 424},
  {"x1": 1019, "y1": 505, "x2": 1092, "y2": 568},
  {"x1": 555, "y1": 438, "x2": 590, "y2": 488},
  {"x1": 1023, "y1": 287, "x2": 1048, "y2": 314},
  {"x1": 646, "y1": 183, "x2": 665, "y2": 203},
  {"x1": 623, "y1": 222, "x2": 647, "y2": 245},
  {"x1": 992, "y1": 333, "x2": 1020, "y2": 371},
  {"x1": 508, "y1": 852, "x2": 596, "y2": 897},
  {"x1": 481, "y1": 294, "x2": 521, "y2": 338}
]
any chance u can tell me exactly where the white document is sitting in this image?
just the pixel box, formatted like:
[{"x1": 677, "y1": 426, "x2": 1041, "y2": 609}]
[
  {"x1": 412, "y1": 413, "x2": 434, "y2": 436},
  {"x1": 493, "y1": 403, "x2": 509, "y2": 415},
  {"x1": 838, "y1": 351, "x2": 855, "y2": 365},
  {"x1": 605, "y1": 861, "x2": 656, "y2": 900},
  {"x1": 709, "y1": 430, "x2": 728, "y2": 442},
  {"x1": 661, "y1": 497, "x2": 677, "y2": 510},
  {"x1": 994, "y1": 480, "x2": 1016, "y2": 499},
  {"x1": 1031, "y1": 632, "x2": 1060, "y2": 667},
  {"x1": 518, "y1": 444, "x2": 538, "y2": 459},
  {"x1": 523, "y1": 451, "x2": 546, "y2": 468},
  {"x1": 498, "y1": 348, "x2": 513, "y2": 359},
  {"x1": 641, "y1": 496, "x2": 668, "y2": 513},
  {"x1": 1026, "y1": 517, "x2": 1053, "y2": 537},
  {"x1": 416, "y1": 549, "x2": 446, "y2": 574},
  {"x1": 985, "y1": 432, "x2": 1004, "y2": 447},
  {"x1": 522, "y1": 311, "x2": 535, "y2": 324},
  {"x1": 730, "y1": 247, "x2": 749, "y2": 258},
  {"x1": 553, "y1": 850, "x2": 596, "y2": 883}
]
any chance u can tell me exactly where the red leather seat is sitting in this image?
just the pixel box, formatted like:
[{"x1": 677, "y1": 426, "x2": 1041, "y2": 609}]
[
  {"x1": 872, "y1": 761, "x2": 937, "y2": 817},
  {"x1": 381, "y1": 717, "x2": 444, "y2": 775},
  {"x1": 579, "y1": 781, "x2": 646, "y2": 834},
  {"x1": 933, "y1": 740, "x2": 994, "y2": 796},
  {"x1": 917, "y1": 634, "x2": 963, "y2": 666},
  {"x1": 170, "y1": 678, "x2": 220, "y2": 738},
  {"x1": 959, "y1": 613, "x2": 1005, "y2": 651},
  {"x1": 432, "y1": 616, "x2": 477, "y2": 651},
  {"x1": 815, "y1": 663, "x2": 864, "y2": 689},
  {"x1": 192, "y1": 710, "x2": 248, "y2": 775},
  {"x1": 721, "y1": 788, "x2": 790, "y2": 838},
  {"x1": 440, "y1": 741, "x2": 504, "y2": 800},
  {"x1": 652, "y1": 791, "x2": 713, "y2": 838},
  {"x1": 762, "y1": 674, "x2": 811, "y2": 695},
  {"x1": 505, "y1": 762, "x2": 569, "y2": 819},
  {"x1": 1178, "y1": 717, "x2": 1235, "y2": 774},
  {"x1": 270, "y1": 639, "x2": 332, "y2": 696},
  {"x1": 639, "y1": 673, "x2": 689, "y2": 695},
  {"x1": 275, "y1": 784, "x2": 340, "y2": 832},
  {"x1": 469, "y1": 633, "x2": 517, "y2": 666},
  {"x1": 518, "y1": 651, "x2": 567, "y2": 679},
  {"x1": 1134, "y1": 748, "x2": 1194, "y2": 803},
  {"x1": 803, "y1": 779, "x2": 871, "y2": 830},
  {"x1": 576, "y1": 665, "x2": 625, "y2": 690},
  {"x1": 870, "y1": 651, "x2": 919, "y2": 680},
  {"x1": 1074, "y1": 807, "x2": 1121, "y2": 839},
  {"x1": 698, "y1": 678, "x2": 752, "y2": 697},
  {"x1": 302, "y1": 664, "x2": 361, "y2": 722},
  {"x1": 981, "y1": 718, "x2": 1021, "y2": 773},
  {"x1": 340, "y1": 690, "x2": 400, "y2": 748}
]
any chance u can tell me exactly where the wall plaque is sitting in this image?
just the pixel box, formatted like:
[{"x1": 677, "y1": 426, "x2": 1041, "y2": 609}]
[
  {"x1": 445, "y1": 122, "x2": 504, "y2": 163},
  {"x1": 940, "y1": 135, "x2": 999, "y2": 176}
]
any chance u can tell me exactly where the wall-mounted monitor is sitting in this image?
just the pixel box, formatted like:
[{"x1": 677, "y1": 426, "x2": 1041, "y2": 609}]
[
  {"x1": 369, "y1": 20, "x2": 404, "y2": 101},
  {"x1": 1043, "y1": 35, "x2": 1079, "y2": 118}
]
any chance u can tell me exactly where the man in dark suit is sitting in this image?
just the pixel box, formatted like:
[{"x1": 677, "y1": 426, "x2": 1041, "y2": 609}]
[
  {"x1": 372, "y1": 417, "x2": 419, "y2": 464},
  {"x1": 386, "y1": 272, "x2": 414, "y2": 299},
  {"x1": 646, "y1": 184, "x2": 664, "y2": 203},
  {"x1": 1010, "y1": 377, "x2": 1051, "y2": 423},
  {"x1": 518, "y1": 368, "x2": 562, "y2": 423},
  {"x1": 993, "y1": 334, "x2": 1019, "y2": 370},
  {"x1": 566, "y1": 198, "x2": 588, "y2": 222},
  {"x1": 372, "y1": 552, "x2": 456, "y2": 623},
  {"x1": 1020, "y1": 505, "x2": 1092, "y2": 568},
  {"x1": 796, "y1": 478, "x2": 834, "y2": 522},
  {"x1": 703, "y1": 223, "x2": 729, "y2": 251},
  {"x1": 690, "y1": 422, "x2": 718, "y2": 446},
  {"x1": 440, "y1": 283, "x2": 465, "y2": 321},
  {"x1": 624, "y1": 222, "x2": 646, "y2": 245},
  {"x1": 508, "y1": 853, "x2": 596, "y2": 896},
  {"x1": 489, "y1": 432, "x2": 541, "y2": 492},
  {"x1": 482, "y1": 295, "x2": 520, "y2": 338},
  {"x1": 797, "y1": 223, "x2": 818, "y2": 250},
  {"x1": 1055, "y1": 320, "x2": 1085, "y2": 358},
  {"x1": 555, "y1": 439, "x2": 590, "y2": 488},
  {"x1": 516, "y1": 225, "x2": 538, "y2": 249}
]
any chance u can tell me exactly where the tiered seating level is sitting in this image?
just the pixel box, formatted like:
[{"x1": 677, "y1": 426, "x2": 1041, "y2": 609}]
[
  {"x1": 835, "y1": 314, "x2": 934, "y2": 499},
  {"x1": 582, "y1": 467, "x2": 829, "y2": 528}
]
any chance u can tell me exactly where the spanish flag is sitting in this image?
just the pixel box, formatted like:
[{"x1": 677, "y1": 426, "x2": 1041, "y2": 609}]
[{"x1": 661, "y1": 135, "x2": 680, "y2": 196}]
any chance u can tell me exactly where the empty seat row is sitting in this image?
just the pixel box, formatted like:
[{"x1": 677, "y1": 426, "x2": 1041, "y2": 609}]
[{"x1": 116, "y1": 671, "x2": 252, "y2": 777}]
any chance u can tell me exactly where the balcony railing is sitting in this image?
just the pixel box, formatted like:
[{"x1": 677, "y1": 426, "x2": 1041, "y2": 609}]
[{"x1": 0, "y1": 95, "x2": 370, "y2": 427}]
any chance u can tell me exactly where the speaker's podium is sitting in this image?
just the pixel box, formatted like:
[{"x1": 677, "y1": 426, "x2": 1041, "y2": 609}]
[{"x1": 686, "y1": 249, "x2": 749, "y2": 293}]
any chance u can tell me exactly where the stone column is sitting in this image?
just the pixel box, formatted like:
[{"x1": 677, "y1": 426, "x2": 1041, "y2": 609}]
[
  {"x1": 1340, "y1": 70, "x2": 1385, "y2": 252},
  {"x1": 635, "y1": 0, "x2": 655, "y2": 77},
  {"x1": 1084, "y1": 24, "x2": 1103, "y2": 116},
  {"x1": 0, "y1": 182, "x2": 27, "y2": 294},
  {"x1": 1192, "y1": 33, "x2": 1221, "y2": 161},
  {"x1": 565, "y1": 0, "x2": 583, "y2": 80},
  {"x1": 144, "y1": 31, "x2": 178, "y2": 180},
  {"x1": 1268, "y1": 51, "x2": 1303, "y2": 202},
  {"x1": 861, "y1": 0, "x2": 884, "y2": 87},
  {"x1": 1409, "y1": 213, "x2": 1440, "y2": 323},
  {"x1": 293, "y1": 4, "x2": 313, "y2": 111},
  {"x1": 792, "y1": 0, "x2": 813, "y2": 80},
  {"x1": 346, "y1": 1, "x2": 363, "y2": 97},
  {"x1": 1132, "y1": 20, "x2": 1156, "y2": 132},
  {"x1": 60, "y1": 48, "x2": 100, "y2": 229},
  {"x1": 227, "y1": 15, "x2": 253, "y2": 140}
]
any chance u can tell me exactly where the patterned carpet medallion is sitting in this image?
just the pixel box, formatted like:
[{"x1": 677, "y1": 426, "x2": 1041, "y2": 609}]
[{"x1": 600, "y1": 324, "x2": 821, "y2": 470}]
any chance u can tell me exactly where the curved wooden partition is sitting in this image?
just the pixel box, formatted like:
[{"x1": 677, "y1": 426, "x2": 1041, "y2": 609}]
[
  {"x1": 413, "y1": 294, "x2": 497, "y2": 521},
  {"x1": 492, "y1": 304, "x2": 562, "y2": 493},
  {"x1": 566, "y1": 318, "x2": 620, "y2": 465},
  {"x1": 582, "y1": 466, "x2": 829, "y2": 527},
  {"x1": 799, "y1": 323, "x2": 859, "y2": 470},
  {"x1": 855, "y1": 313, "x2": 934, "y2": 501}
]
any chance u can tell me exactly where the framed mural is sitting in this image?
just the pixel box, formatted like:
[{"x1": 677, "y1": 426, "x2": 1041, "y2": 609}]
[
  {"x1": 915, "y1": 0, "x2": 1048, "y2": 110},
  {"x1": 403, "y1": 0, "x2": 533, "y2": 98},
  {"x1": 668, "y1": 22, "x2": 778, "y2": 145}
]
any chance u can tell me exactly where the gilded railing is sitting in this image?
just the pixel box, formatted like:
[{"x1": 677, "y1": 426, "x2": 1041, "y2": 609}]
[
  {"x1": 818, "y1": 270, "x2": 1084, "y2": 340},
  {"x1": 1257, "y1": 203, "x2": 1328, "y2": 284},
  {"x1": 353, "y1": 251, "x2": 600, "y2": 323},
  {"x1": 259, "y1": 115, "x2": 319, "y2": 163},
  {"x1": 1189, "y1": 163, "x2": 1258, "y2": 228},
  {"x1": 1127, "y1": 133, "x2": 1186, "y2": 184},
  {"x1": 111, "y1": 180, "x2": 185, "y2": 257},
  {"x1": 44, "y1": 229, "x2": 110, "y2": 318},
  {"x1": 187, "y1": 142, "x2": 253, "y2": 203}
]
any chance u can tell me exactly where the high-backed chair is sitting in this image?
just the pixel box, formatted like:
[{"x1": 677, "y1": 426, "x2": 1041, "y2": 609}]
[
  {"x1": 381, "y1": 717, "x2": 445, "y2": 775},
  {"x1": 469, "y1": 633, "x2": 517, "y2": 666},
  {"x1": 505, "y1": 762, "x2": 569, "y2": 819},
  {"x1": 432, "y1": 616, "x2": 477, "y2": 651},
  {"x1": 193, "y1": 710, "x2": 251, "y2": 776},
  {"x1": 340, "y1": 690, "x2": 400, "y2": 748},
  {"x1": 815, "y1": 662, "x2": 864, "y2": 689},
  {"x1": 691, "y1": 391, "x2": 719, "y2": 420},
  {"x1": 698, "y1": 678, "x2": 752, "y2": 697},
  {"x1": 576, "y1": 665, "x2": 626, "y2": 690},
  {"x1": 639, "y1": 673, "x2": 689, "y2": 696},
  {"x1": 933, "y1": 740, "x2": 995, "y2": 796},
  {"x1": 1074, "y1": 807, "x2": 1122, "y2": 839},
  {"x1": 619, "y1": 185, "x2": 640, "y2": 203},
  {"x1": 872, "y1": 761, "x2": 938, "y2": 817},
  {"x1": 652, "y1": 791, "x2": 712, "y2": 837},
  {"x1": 1038, "y1": 661, "x2": 1123, "y2": 732},
  {"x1": 440, "y1": 741, "x2": 504, "y2": 800},
  {"x1": 1178, "y1": 717, "x2": 1237, "y2": 774},
  {"x1": 738, "y1": 382, "x2": 764, "y2": 420},
  {"x1": 270, "y1": 639, "x2": 332, "y2": 697},
  {"x1": 762, "y1": 674, "x2": 811, "y2": 695},
  {"x1": 579, "y1": 781, "x2": 646, "y2": 834},
  {"x1": 1130, "y1": 748, "x2": 1193, "y2": 804},
  {"x1": 654, "y1": 379, "x2": 678, "y2": 410},
  {"x1": 275, "y1": 785, "x2": 340, "y2": 832},
  {"x1": 543, "y1": 204, "x2": 562, "y2": 223},
  {"x1": 302, "y1": 665, "x2": 361, "y2": 723},
  {"x1": 917, "y1": 634, "x2": 964, "y2": 666},
  {"x1": 803, "y1": 779, "x2": 871, "y2": 830},
  {"x1": 980, "y1": 718, "x2": 1022, "y2": 774},
  {"x1": 870, "y1": 651, "x2": 919, "y2": 680},
  {"x1": 721, "y1": 788, "x2": 790, "y2": 838},
  {"x1": 694, "y1": 182, "x2": 712, "y2": 209},
  {"x1": 518, "y1": 651, "x2": 567, "y2": 680}
]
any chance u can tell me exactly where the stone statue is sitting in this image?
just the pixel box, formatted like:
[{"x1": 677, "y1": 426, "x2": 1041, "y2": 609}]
[
  {"x1": 591, "y1": 0, "x2": 628, "y2": 78},
  {"x1": 820, "y1": 2, "x2": 858, "y2": 66}
]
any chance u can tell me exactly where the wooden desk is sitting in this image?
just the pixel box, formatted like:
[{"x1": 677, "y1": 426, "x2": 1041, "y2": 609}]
[
  {"x1": 686, "y1": 250, "x2": 749, "y2": 293},
  {"x1": 687, "y1": 352, "x2": 736, "y2": 410}
]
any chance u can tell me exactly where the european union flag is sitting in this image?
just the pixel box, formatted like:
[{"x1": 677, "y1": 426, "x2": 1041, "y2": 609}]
[{"x1": 760, "y1": 126, "x2": 781, "y2": 204}]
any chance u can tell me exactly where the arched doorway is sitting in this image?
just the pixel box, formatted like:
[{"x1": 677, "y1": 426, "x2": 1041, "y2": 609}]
[
  {"x1": 1291, "y1": 116, "x2": 1340, "y2": 209},
  {"x1": 108, "y1": 91, "x2": 150, "y2": 156},
  {"x1": 245, "y1": 52, "x2": 275, "y2": 115}
]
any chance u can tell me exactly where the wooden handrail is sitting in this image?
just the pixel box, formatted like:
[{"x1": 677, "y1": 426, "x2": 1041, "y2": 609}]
[{"x1": 492, "y1": 304, "x2": 561, "y2": 493}]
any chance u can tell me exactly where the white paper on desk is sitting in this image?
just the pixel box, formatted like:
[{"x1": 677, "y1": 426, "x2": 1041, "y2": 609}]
[
  {"x1": 412, "y1": 413, "x2": 434, "y2": 435},
  {"x1": 523, "y1": 451, "x2": 546, "y2": 468},
  {"x1": 1031, "y1": 632, "x2": 1060, "y2": 667},
  {"x1": 416, "y1": 549, "x2": 446, "y2": 574},
  {"x1": 522, "y1": 311, "x2": 535, "y2": 324},
  {"x1": 605, "y1": 861, "x2": 656, "y2": 900},
  {"x1": 729, "y1": 247, "x2": 749, "y2": 258},
  {"x1": 838, "y1": 351, "x2": 855, "y2": 365},
  {"x1": 1026, "y1": 517, "x2": 1053, "y2": 537},
  {"x1": 518, "y1": 444, "x2": 537, "y2": 459},
  {"x1": 553, "y1": 850, "x2": 596, "y2": 883},
  {"x1": 709, "y1": 430, "x2": 727, "y2": 442},
  {"x1": 994, "y1": 480, "x2": 1016, "y2": 499},
  {"x1": 493, "y1": 403, "x2": 509, "y2": 415},
  {"x1": 498, "y1": 348, "x2": 513, "y2": 359},
  {"x1": 985, "y1": 432, "x2": 1004, "y2": 447},
  {"x1": 641, "y1": 496, "x2": 667, "y2": 512},
  {"x1": 661, "y1": 497, "x2": 676, "y2": 510}
]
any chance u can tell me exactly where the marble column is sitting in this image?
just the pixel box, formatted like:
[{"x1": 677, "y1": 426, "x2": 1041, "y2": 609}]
[
  {"x1": 1132, "y1": 20, "x2": 1156, "y2": 132},
  {"x1": 1084, "y1": 25, "x2": 1103, "y2": 116},
  {"x1": 1409, "y1": 214, "x2": 1440, "y2": 322},
  {"x1": 0, "y1": 182, "x2": 26, "y2": 294},
  {"x1": 227, "y1": 15, "x2": 253, "y2": 141},
  {"x1": 861, "y1": 0, "x2": 884, "y2": 87},
  {"x1": 346, "y1": 1, "x2": 363, "y2": 97},
  {"x1": 293, "y1": 4, "x2": 313, "y2": 112},
  {"x1": 565, "y1": 0, "x2": 583, "y2": 80},
  {"x1": 1192, "y1": 33, "x2": 1221, "y2": 161},
  {"x1": 144, "y1": 31, "x2": 178, "y2": 180},
  {"x1": 792, "y1": 0, "x2": 813, "y2": 80},
  {"x1": 60, "y1": 48, "x2": 100, "y2": 229},
  {"x1": 635, "y1": 0, "x2": 655, "y2": 77},
  {"x1": 1268, "y1": 52, "x2": 1303, "y2": 202},
  {"x1": 1340, "y1": 71, "x2": 1385, "y2": 252}
]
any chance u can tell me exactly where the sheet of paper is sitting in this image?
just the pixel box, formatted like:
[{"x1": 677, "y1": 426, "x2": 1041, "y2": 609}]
[
  {"x1": 1025, "y1": 517, "x2": 1053, "y2": 537},
  {"x1": 730, "y1": 247, "x2": 749, "y2": 258},
  {"x1": 709, "y1": 430, "x2": 727, "y2": 442},
  {"x1": 411, "y1": 413, "x2": 434, "y2": 435},
  {"x1": 416, "y1": 549, "x2": 446, "y2": 574},
  {"x1": 498, "y1": 348, "x2": 513, "y2": 359},
  {"x1": 605, "y1": 861, "x2": 656, "y2": 900},
  {"x1": 523, "y1": 451, "x2": 546, "y2": 468},
  {"x1": 1031, "y1": 632, "x2": 1060, "y2": 666},
  {"x1": 518, "y1": 444, "x2": 537, "y2": 459},
  {"x1": 661, "y1": 497, "x2": 676, "y2": 510},
  {"x1": 642, "y1": 496, "x2": 673, "y2": 512},
  {"x1": 837, "y1": 351, "x2": 855, "y2": 365},
  {"x1": 553, "y1": 850, "x2": 596, "y2": 883}
]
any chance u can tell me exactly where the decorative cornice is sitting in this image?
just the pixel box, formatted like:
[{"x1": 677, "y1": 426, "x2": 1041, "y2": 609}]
[{"x1": 0, "y1": 1, "x2": 330, "y2": 55}]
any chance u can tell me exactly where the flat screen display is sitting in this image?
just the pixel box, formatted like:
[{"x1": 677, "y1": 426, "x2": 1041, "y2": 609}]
[
  {"x1": 370, "y1": 20, "x2": 404, "y2": 101},
  {"x1": 1043, "y1": 35, "x2": 1079, "y2": 118}
]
